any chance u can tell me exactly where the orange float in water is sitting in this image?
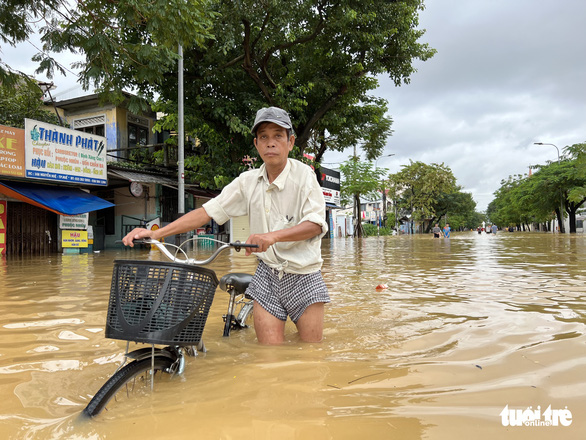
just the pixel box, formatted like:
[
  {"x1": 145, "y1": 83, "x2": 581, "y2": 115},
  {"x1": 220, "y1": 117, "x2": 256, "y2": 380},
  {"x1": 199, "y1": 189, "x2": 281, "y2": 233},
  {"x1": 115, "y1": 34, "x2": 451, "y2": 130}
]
[{"x1": 375, "y1": 284, "x2": 388, "y2": 290}]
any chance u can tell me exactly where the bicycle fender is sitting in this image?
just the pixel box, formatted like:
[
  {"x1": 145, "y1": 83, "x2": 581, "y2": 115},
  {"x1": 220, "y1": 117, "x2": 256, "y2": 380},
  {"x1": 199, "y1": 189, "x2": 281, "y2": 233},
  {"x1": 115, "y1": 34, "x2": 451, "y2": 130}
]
[{"x1": 125, "y1": 347, "x2": 178, "y2": 362}]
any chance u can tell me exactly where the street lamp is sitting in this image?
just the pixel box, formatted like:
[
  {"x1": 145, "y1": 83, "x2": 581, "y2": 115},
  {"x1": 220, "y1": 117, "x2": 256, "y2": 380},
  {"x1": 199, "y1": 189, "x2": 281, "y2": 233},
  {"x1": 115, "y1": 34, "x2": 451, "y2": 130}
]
[
  {"x1": 375, "y1": 154, "x2": 395, "y2": 229},
  {"x1": 375, "y1": 153, "x2": 395, "y2": 169},
  {"x1": 534, "y1": 142, "x2": 564, "y2": 233}
]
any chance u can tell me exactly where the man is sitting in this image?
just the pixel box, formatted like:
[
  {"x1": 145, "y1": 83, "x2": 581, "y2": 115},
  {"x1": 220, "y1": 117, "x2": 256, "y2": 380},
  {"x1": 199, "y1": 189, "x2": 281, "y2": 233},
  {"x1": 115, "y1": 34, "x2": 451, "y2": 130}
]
[
  {"x1": 122, "y1": 107, "x2": 329, "y2": 345},
  {"x1": 443, "y1": 223, "x2": 451, "y2": 238},
  {"x1": 432, "y1": 223, "x2": 441, "y2": 238}
]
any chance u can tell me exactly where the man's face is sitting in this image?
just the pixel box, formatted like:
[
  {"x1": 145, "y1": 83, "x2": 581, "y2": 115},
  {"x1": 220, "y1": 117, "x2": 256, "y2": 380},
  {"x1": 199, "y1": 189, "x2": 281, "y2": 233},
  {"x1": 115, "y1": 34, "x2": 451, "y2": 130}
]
[{"x1": 254, "y1": 122, "x2": 294, "y2": 168}]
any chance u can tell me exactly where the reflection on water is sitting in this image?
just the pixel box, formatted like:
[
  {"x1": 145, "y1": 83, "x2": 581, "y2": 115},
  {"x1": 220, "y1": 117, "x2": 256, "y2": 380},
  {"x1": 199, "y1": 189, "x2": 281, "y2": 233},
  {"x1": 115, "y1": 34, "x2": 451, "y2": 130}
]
[{"x1": 1, "y1": 233, "x2": 585, "y2": 439}]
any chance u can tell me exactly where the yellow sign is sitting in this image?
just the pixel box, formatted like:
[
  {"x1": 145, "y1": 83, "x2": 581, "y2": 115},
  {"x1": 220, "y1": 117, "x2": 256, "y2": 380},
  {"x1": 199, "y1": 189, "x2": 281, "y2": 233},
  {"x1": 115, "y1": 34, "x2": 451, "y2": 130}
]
[{"x1": 62, "y1": 230, "x2": 88, "y2": 248}]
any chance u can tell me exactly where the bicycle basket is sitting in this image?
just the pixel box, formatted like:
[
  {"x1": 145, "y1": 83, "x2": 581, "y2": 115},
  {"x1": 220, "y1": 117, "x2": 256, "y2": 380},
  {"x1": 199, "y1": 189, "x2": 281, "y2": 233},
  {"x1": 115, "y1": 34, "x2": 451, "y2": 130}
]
[{"x1": 105, "y1": 260, "x2": 219, "y2": 345}]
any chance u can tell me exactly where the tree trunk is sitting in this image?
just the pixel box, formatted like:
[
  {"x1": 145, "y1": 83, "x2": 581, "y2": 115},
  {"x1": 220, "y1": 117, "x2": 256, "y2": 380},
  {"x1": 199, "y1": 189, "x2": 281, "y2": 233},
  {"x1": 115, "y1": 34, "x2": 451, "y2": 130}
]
[
  {"x1": 426, "y1": 216, "x2": 438, "y2": 233},
  {"x1": 555, "y1": 207, "x2": 565, "y2": 233},
  {"x1": 353, "y1": 193, "x2": 364, "y2": 238},
  {"x1": 569, "y1": 212, "x2": 576, "y2": 233},
  {"x1": 566, "y1": 198, "x2": 586, "y2": 233}
]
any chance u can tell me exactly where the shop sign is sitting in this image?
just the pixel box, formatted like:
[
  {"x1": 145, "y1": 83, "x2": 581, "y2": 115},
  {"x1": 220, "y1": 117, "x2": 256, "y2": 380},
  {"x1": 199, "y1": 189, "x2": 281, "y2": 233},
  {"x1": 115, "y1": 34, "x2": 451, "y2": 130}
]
[
  {"x1": 0, "y1": 200, "x2": 6, "y2": 255},
  {"x1": 319, "y1": 166, "x2": 341, "y2": 206},
  {"x1": 62, "y1": 230, "x2": 88, "y2": 248},
  {"x1": 0, "y1": 125, "x2": 25, "y2": 178},
  {"x1": 59, "y1": 213, "x2": 89, "y2": 230},
  {"x1": 322, "y1": 188, "x2": 341, "y2": 206},
  {"x1": 24, "y1": 119, "x2": 107, "y2": 186}
]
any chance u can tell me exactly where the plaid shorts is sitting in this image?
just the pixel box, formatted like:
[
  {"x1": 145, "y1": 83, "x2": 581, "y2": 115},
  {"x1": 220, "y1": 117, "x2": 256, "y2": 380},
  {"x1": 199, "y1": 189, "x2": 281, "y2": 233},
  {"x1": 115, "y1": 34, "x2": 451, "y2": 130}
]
[{"x1": 246, "y1": 260, "x2": 330, "y2": 323}]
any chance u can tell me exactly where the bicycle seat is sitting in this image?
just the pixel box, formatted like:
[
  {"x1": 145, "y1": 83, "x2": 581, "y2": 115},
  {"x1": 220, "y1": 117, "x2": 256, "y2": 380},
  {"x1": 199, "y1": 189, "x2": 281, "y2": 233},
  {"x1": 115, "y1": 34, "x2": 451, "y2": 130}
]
[{"x1": 220, "y1": 273, "x2": 253, "y2": 294}]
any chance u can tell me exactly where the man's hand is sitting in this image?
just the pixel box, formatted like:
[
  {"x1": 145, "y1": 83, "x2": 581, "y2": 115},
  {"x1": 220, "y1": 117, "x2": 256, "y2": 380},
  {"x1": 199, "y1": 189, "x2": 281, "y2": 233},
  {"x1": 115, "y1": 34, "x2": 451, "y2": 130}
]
[
  {"x1": 245, "y1": 232, "x2": 277, "y2": 256},
  {"x1": 122, "y1": 228, "x2": 154, "y2": 247}
]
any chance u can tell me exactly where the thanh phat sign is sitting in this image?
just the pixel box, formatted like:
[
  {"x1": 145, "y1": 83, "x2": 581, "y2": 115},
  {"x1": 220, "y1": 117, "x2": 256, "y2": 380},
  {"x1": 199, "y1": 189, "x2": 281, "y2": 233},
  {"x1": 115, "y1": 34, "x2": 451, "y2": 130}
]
[{"x1": 24, "y1": 119, "x2": 107, "y2": 186}]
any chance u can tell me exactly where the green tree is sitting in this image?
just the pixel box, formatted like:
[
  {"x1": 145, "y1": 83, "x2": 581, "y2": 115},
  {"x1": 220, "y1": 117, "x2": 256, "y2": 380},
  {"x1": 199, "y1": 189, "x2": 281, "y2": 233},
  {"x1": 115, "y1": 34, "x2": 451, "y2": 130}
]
[
  {"x1": 487, "y1": 174, "x2": 532, "y2": 230},
  {"x1": 428, "y1": 189, "x2": 476, "y2": 231},
  {"x1": 389, "y1": 161, "x2": 457, "y2": 232},
  {"x1": 563, "y1": 143, "x2": 586, "y2": 231},
  {"x1": 457, "y1": 210, "x2": 487, "y2": 231},
  {"x1": 487, "y1": 144, "x2": 586, "y2": 234},
  {"x1": 0, "y1": 0, "x2": 63, "y2": 86},
  {"x1": 22, "y1": 0, "x2": 434, "y2": 188},
  {"x1": 38, "y1": 0, "x2": 216, "y2": 111},
  {"x1": 528, "y1": 145, "x2": 586, "y2": 233},
  {"x1": 0, "y1": 75, "x2": 62, "y2": 128},
  {"x1": 340, "y1": 158, "x2": 387, "y2": 238},
  {"x1": 155, "y1": 0, "x2": 433, "y2": 183},
  {"x1": 1, "y1": 0, "x2": 216, "y2": 107}
]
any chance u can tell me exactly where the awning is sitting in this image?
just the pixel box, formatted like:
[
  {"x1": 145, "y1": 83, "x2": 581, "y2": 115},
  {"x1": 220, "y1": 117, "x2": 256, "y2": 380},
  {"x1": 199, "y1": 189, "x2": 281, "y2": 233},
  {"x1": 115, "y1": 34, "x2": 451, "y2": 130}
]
[
  {"x1": 108, "y1": 169, "x2": 178, "y2": 185},
  {"x1": 326, "y1": 202, "x2": 344, "y2": 210},
  {"x1": 186, "y1": 187, "x2": 221, "y2": 199},
  {"x1": 0, "y1": 180, "x2": 114, "y2": 215}
]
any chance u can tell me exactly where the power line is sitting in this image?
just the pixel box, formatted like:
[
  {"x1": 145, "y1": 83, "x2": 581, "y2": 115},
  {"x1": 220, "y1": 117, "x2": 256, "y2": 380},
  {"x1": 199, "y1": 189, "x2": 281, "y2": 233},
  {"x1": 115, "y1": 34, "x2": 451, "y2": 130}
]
[{"x1": 25, "y1": 38, "x2": 80, "y2": 78}]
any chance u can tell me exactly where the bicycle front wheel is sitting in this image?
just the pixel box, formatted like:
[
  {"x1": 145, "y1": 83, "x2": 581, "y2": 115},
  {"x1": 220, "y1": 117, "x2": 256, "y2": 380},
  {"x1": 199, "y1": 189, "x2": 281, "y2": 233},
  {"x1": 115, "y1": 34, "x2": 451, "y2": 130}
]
[{"x1": 83, "y1": 356, "x2": 175, "y2": 417}]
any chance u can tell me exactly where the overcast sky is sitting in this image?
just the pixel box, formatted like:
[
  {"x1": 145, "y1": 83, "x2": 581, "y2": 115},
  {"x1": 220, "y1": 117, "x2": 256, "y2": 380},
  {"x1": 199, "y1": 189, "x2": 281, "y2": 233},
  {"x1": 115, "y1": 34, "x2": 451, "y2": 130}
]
[
  {"x1": 324, "y1": 0, "x2": 586, "y2": 211},
  {"x1": 3, "y1": 0, "x2": 586, "y2": 211}
]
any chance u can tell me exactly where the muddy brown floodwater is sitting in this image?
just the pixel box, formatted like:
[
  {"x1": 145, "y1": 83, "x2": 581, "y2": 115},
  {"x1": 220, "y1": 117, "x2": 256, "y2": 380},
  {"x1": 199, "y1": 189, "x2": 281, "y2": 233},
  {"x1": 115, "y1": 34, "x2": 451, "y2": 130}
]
[{"x1": 0, "y1": 232, "x2": 585, "y2": 439}]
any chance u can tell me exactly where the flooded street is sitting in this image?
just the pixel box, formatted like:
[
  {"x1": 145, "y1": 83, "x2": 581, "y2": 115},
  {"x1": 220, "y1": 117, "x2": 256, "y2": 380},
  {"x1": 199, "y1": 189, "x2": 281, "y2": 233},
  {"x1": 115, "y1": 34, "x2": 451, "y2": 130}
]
[{"x1": 1, "y1": 232, "x2": 585, "y2": 439}]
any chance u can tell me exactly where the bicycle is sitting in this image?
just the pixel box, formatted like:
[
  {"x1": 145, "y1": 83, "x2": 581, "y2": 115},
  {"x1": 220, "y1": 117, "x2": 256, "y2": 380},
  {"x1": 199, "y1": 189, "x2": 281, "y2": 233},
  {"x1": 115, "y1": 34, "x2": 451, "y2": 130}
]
[{"x1": 82, "y1": 237, "x2": 257, "y2": 418}]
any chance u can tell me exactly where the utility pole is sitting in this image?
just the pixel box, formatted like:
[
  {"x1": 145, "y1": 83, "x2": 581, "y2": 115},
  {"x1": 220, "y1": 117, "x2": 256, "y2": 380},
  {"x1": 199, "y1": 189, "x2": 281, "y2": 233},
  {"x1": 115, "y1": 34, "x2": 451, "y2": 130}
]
[
  {"x1": 177, "y1": 44, "x2": 186, "y2": 245},
  {"x1": 178, "y1": 44, "x2": 185, "y2": 216}
]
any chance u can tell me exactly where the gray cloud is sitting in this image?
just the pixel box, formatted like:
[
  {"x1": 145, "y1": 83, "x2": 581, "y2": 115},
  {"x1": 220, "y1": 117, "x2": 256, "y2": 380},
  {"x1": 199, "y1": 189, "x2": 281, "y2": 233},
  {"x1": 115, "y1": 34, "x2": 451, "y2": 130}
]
[{"x1": 324, "y1": 0, "x2": 586, "y2": 211}]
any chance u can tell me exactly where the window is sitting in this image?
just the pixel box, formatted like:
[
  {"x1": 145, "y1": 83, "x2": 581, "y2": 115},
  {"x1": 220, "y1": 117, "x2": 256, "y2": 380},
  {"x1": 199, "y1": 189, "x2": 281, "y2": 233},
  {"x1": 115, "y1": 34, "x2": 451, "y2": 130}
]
[
  {"x1": 73, "y1": 115, "x2": 105, "y2": 137},
  {"x1": 128, "y1": 123, "x2": 148, "y2": 147},
  {"x1": 78, "y1": 125, "x2": 105, "y2": 136}
]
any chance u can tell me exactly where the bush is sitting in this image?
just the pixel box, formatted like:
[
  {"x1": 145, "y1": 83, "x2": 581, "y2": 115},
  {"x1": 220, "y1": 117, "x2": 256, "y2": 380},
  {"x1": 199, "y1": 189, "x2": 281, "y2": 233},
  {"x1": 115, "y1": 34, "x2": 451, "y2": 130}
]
[{"x1": 362, "y1": 223, "x2": 393, "y2": 236}]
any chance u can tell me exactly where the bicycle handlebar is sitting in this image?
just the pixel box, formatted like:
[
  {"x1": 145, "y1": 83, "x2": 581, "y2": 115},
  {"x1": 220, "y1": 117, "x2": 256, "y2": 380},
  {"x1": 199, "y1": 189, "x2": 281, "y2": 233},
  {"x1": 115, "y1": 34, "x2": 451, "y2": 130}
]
[{"x1": 131, "y1": 238, "x2": 258, "y2": 266}]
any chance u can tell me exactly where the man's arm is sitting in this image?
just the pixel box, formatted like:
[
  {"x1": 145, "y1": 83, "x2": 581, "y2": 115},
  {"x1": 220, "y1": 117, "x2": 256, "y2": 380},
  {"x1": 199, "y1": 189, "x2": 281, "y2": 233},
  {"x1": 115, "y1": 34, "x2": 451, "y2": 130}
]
[
  {"x1": 122, "y1": 207, "x2": 212, "y2": 246},
  {"x1": 244, "y1": 220, "x2": 322, "y2": 256}
]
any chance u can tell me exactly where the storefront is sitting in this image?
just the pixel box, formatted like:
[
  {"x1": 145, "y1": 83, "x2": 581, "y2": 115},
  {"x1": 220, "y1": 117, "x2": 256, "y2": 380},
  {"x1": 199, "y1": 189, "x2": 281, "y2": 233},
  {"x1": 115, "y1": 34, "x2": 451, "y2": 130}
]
[{"x1": 0, "y1": 121, "x2": 113, "y2": 256}]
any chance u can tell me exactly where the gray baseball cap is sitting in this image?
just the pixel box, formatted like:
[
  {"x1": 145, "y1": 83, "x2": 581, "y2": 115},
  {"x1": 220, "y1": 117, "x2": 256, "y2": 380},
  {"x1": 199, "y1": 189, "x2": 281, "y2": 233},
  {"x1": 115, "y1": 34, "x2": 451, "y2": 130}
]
[{"x1": 251, "y1": 106, "x2": 293, "y2": 134}]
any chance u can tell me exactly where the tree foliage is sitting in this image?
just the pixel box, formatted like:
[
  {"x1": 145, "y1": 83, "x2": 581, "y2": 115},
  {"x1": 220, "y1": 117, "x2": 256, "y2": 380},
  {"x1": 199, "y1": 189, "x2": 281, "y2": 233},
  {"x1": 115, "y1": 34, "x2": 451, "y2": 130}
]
[
  {"x1": 0, "y1": 75, "x2": 62, "y2": 128},
  {"x1": 156, "y1": 0, "x2": 434, "y2": 184},
  {"x1": 6, "y1": 0, "x2": 435, "y2": 188},
  {"x1": 389, "y1": 160, "x2": 458, "y2": 223},
  {"x1": 38, "y1": 0, "x2": 216, "y2": 110},
  {"x1": 0, "y1": 0, "x2": 63, "y2": 86},
  {"x1": 487, "y1": 143, "x2": 586, "y2": 233},
  {"x1": 487, "y1": 171, "x2": 559, "y2": 231},
  {"x1": 340, "y1": 158, "x2": 388, "y2": 237},
  {"x1": 431, "y1": 190, "x2": 477, "y2": 231},
  {"x1": 1, "y1": 0, "x2": 216, "y2": 107}
]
